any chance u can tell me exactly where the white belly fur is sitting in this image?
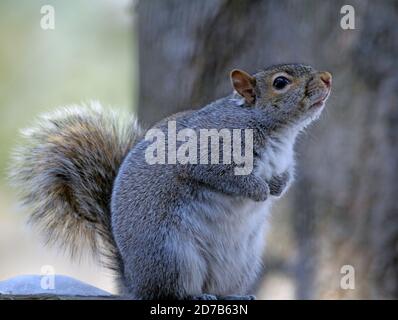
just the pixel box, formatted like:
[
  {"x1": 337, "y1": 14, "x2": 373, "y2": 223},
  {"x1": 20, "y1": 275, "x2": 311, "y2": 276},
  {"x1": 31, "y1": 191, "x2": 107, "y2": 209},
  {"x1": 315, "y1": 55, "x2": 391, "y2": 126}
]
[{"x1": 187, "y1": 130, "x2": 297, "y2": 295}]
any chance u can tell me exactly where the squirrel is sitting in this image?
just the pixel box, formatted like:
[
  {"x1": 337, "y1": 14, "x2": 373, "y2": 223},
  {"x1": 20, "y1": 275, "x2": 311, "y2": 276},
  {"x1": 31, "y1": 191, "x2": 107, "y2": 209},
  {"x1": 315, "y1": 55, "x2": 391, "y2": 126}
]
[{"x1": 9, "y1": 63, "x2": 332, "y2": 300}]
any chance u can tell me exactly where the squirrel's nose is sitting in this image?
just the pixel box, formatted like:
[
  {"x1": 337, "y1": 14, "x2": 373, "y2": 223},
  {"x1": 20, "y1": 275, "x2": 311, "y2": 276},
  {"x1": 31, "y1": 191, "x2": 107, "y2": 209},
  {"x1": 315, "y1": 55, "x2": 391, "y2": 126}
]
[{"x1": 320, "y1": 71, "x2": 332, "y2": 87}]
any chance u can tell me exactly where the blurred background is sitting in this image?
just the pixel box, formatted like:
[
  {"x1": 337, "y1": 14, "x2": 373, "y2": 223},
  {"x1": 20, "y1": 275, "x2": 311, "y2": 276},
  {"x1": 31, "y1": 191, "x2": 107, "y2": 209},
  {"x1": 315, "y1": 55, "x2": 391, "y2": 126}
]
[
  {"x1": 0, "y1": 0, "x2": 397, "y2": 299},
  {"x1": 0, "y1": 0, "x2": 133, "y2": 295}
]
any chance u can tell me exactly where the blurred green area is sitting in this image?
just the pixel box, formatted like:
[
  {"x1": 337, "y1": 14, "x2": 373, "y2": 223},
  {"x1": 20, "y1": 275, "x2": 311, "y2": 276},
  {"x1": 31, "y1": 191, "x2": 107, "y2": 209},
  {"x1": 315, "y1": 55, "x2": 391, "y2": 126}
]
[
  {"x1": 0, "y1": 0, "x2": 135, "y2": 186},
  {"x1": 0, "y1": 0, "x2": 134, "y2": 291}
]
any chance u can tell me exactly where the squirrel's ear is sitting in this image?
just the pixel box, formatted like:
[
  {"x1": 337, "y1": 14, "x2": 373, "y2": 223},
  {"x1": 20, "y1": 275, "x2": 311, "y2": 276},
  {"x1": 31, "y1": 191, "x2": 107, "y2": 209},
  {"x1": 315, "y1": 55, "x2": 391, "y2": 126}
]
[{"x1": 230, "y1": 69, "x2": 256, "y2": 105}]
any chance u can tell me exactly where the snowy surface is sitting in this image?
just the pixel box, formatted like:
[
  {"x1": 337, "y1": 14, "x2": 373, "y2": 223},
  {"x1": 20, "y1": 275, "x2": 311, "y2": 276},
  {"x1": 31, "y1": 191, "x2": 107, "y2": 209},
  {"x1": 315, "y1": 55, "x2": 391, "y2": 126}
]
[{"x1": 0, "y1": 274, "x2": 112, "y2": 296}]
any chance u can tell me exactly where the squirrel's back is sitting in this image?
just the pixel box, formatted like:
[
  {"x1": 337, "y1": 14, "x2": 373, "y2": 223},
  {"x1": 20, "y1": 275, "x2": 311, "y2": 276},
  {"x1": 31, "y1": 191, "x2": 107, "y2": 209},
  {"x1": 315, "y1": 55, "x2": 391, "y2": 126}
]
[{"x1": 9, "y1": 102, "x2": 142, "y2": 276}]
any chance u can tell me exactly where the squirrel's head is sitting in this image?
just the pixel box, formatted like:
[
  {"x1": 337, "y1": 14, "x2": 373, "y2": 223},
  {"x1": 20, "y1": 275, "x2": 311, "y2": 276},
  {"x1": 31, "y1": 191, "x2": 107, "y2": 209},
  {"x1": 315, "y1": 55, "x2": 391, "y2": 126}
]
[{"x1": 230, "y1": 63, "x2": 332, "y2": 129}]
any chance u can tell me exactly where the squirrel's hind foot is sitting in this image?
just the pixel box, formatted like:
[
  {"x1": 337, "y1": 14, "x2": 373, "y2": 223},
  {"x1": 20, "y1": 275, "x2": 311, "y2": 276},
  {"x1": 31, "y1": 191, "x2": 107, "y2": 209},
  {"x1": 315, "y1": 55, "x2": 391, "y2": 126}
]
[
  {"x1": 191, "y1": 294, "x2": 218, "y2": 300},
  {"x1": 217, "y1": 294, "x2": 256, "y2": 300},
  {"x1": 191, "y1": 294, "x2": 255, "y2": 300}
]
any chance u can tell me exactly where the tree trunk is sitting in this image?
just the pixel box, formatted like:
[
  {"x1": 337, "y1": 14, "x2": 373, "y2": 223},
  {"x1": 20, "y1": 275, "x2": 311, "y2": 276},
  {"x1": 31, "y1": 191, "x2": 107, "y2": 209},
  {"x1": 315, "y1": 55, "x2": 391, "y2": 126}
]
[{"x1": 136, "y1": 0, "x2": 398, "y2": 299}]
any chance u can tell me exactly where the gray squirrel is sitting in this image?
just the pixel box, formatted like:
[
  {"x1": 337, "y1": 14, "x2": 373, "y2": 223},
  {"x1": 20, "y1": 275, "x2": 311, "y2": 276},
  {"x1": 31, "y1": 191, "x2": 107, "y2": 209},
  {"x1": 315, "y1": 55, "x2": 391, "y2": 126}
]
[{"x1": 9, "y1": 63, "x2": 332, "y2": 300}]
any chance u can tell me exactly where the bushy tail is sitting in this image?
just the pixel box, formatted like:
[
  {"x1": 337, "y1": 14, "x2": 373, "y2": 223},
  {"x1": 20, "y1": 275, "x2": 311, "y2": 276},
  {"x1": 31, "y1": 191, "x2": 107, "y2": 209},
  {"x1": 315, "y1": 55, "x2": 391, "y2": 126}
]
[{"x1": 9, "y1": 102, "x2": 142, "y2": 275}]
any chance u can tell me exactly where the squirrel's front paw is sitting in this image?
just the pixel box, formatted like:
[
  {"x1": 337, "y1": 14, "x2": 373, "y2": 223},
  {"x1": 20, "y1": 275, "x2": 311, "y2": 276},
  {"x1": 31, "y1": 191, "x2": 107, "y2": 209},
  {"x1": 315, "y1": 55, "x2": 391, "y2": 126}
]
[
  {"x1": 249, "y1": 179, "x2": 270, "y2": 202},
  {"x1": 269, "y1": 170, "x2": 291, "y2": 196}
]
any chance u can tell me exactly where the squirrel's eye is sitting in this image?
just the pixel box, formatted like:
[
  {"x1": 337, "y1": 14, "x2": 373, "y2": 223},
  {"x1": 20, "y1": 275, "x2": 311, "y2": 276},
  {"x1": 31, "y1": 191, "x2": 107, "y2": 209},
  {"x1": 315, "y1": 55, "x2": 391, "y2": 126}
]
[{"x1": 273, "y1": 76, "x2": 290, "y2": 90}]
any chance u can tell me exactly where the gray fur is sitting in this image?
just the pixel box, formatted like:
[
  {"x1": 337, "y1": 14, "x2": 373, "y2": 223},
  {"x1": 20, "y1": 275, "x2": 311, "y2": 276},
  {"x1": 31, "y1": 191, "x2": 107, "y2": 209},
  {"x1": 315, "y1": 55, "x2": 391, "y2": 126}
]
[
  {"x1": 9, "y1": 102, "x2": 142, "y2": 281},
  {"x1": 112, "y1": 64, "x2": 331, "y2": 299},
  {"x1": 10, "y1": 64, "x2": 331, "y2": 300}
]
